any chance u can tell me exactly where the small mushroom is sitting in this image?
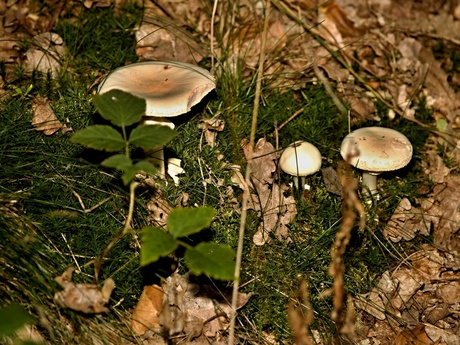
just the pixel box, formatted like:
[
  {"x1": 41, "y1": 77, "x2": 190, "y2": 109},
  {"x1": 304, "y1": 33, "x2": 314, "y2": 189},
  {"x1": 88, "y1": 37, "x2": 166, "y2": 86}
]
[
  {"x1": 279, "y1": 141, "x2": 322, "y2": 191},
  {"x1": 98, "y1": 61, "x2": 216, "y2": 180},
  {"x1": 340, "y1": 127, "x2": 413, "y2": 199}
]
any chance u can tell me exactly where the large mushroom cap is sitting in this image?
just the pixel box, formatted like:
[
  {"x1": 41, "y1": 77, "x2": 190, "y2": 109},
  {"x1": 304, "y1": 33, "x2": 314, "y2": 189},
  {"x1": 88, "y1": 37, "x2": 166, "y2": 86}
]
[
  {"x1": 98, "y1": 61, "x2": 216, "y2": 117},
  {"x1": 279, "y1": 141, "x2": 322, "y2": 176},
  {"x1": 340, "y1": 127, "x2": 413, "y2": 173}
]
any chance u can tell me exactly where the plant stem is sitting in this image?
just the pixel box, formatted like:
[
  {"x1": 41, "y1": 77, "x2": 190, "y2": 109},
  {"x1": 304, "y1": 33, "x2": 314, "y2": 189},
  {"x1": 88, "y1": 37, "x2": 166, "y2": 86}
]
[
  {"x1": 228, "y1": 1, "x2": 270, "y2": 343},
  {"x1": 94, "y1": 181, "x2": 137, "y2": 282}
]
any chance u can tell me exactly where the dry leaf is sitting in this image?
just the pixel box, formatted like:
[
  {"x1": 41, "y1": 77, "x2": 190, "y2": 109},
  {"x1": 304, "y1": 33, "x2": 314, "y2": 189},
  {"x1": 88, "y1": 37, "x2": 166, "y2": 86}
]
[
  {"x1": 135, "y1": 22, "x2": 204, "y2": 63},
  {"x1": 146, "y1": 186, "x2": 173, "y2": 228},
  {"x1": 395, "y1": 324, "x2": 430, "y2": 345},
  {"x1": 54, "y1": 267, "x2": 114, "y2": 314},
  {"x1": 131, "y1": 284, "x2": 164, "y2": 334},
  {"x1": 423, "y1": 175, "x2": 460, "y2": 252},
  {"x1": 31, "y1": 96, "x2": 71, "y2": 135},
  {"x1": 160, "y1": 272, "x2": 253, "y2": 341},
  {"x1": 199, "y1": 117, "x2": 225, "y2": 147},
  {"x1": 383, "y1": 197, "x2": 431, "y2": 242},
  {"x1": 24, "y1": 32, "x2": 66, "y2": 78},
  {"x1": 242, "y1": 138, "x2": 297, "y2": 245}
]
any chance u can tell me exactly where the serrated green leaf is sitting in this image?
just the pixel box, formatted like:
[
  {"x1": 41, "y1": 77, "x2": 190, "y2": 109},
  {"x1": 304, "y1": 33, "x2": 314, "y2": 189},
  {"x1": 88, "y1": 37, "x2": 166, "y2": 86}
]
[
  {"x1": 167, "y1": 207, "x2": 215, "y2": 238},
  {"x1": 101, "y1": 154, "x2": 133, "y2": 171},
  {"x1": 134, "y1": 160, "x2": 157, "y2": 176},
  {"x1": 93, "y1": 89, "x2": 145, "y2": 127},
  {"x1": 121, "y1": 166, "x2": 139, "y2": 185},
  {"x1": 129, "y1": 125, "x2": 178, "y2": 150},
  {"x1": 0, "y1": 303, "x2": 31, "y2": 336},
  {"x1": 71, "y1": 125, "x2": 125, "y2": 152},
  {"x1": 185, "y1": 242, "x2": 235, "y2": 280},
  {"x1": 140, "y1": 226, "x2": 178, "y2": 266}
]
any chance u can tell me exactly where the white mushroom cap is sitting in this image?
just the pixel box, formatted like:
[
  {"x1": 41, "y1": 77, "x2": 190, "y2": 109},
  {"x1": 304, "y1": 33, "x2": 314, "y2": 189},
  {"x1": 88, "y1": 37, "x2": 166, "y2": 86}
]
[
  {"x1": 340, "y1": 127, "x2": 413, "y2": 173},
  {"x1": 98, "y1": 61, "x2": 216, "y2": 117},
  {"x1": 279, "y1": 141, "x2": 322, "y2": 176}
]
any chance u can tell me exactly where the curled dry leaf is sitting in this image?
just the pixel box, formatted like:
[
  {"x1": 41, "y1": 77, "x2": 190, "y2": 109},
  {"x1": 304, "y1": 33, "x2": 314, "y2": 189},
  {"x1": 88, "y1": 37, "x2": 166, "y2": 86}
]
[
  {"x1": 54, "y1": 267, "x2": 114, "y2": 314},
  {"x1": 242, "y1": 138, "x2": 297, "y2": 245},
  {"x1": 24, "y1": 32, "x2": 66, "y2": 78},
  {"x1": 146, "y1": 186, "x2": 173, "y2": 228},
  {"x1": 131, "y1": 284, "x2": 164, "y2": 335},
  {"x1": 383, "y1": 197, "x2": 431, "y2": 242},
  {"x1": 422, "y1": 175, "x2": 460, "y2": 252},
  {"x1": 199, "y1": 117, "x2": 225, "y2": 147},
  {"x1": 355, "y1": 246, "x2": 460, "y2": 343},
  {"x1": 31, "y1": 96, "x2": 71, "y2": 135},
  {"x1": 160, "y1": 272, "x2": 253, "y2": 341},
  {"x1": 135, "y1": 22, "x2": 204, "y2": 63}
]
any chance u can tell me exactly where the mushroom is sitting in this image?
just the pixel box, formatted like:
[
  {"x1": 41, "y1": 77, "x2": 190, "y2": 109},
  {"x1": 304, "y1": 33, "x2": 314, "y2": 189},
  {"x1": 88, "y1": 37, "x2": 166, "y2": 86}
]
[
  {"x1": 97, "y1": 60, "x2": 216, "y2": 180},
  {"x1": 340, "y1": 127, "x2": 413, "y2": 199},
  {"x1": 279, "y1": 141, "x2": 322, "y2": 192}
]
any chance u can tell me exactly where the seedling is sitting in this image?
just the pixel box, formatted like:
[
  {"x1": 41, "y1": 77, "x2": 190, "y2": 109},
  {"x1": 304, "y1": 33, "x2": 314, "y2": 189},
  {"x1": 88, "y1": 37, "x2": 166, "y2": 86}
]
[{"x1": 71, "y1": 89, "x2": 235, "y2": 282}]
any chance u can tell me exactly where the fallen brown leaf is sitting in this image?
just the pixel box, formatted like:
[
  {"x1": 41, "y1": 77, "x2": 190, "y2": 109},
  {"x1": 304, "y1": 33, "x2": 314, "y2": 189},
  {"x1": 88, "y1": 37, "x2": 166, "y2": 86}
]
[
  {"x1": 24, "y1": 33, "x2": 66, "y2": 78},
  {"x1": 31, "y1": 96, "x2": 71, "y2": 135},
  {"x1": 242, "y1": 138, "x2": 297, "y2": 245},
  {"x1": 395, "y1": 324, "x2": 430, "y2": 345},
  {"x1": 160, "y1": 272, "x2": 252, "y2": 341},
  {"x1": 383, "y1": 197, "x2": 431, "y2": 242},
  {"x1": 54, "y1": 267, "x2": 114, "y2": 314},
  {"x1": 131, "y1": 284, "x2": 164, "y2": 334}
]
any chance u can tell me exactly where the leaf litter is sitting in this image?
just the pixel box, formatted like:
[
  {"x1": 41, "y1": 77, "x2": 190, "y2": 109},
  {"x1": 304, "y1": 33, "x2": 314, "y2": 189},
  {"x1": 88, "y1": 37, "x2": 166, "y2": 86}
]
[
  {"x1": 3, "y1": 0, "x2": 460, "y2": 343},
  {"x1": 241, "y1": 138, "x2": 297, "y2": 245},
  {"x1": 31, "y1": 96, "x2": 72, "y2": 135},
  {"x1": 131, "y1": 272, "x2": 253, "y2": 344},
  {"x1": 54, "y1": 267, "x2": 115, "y2": 314}
]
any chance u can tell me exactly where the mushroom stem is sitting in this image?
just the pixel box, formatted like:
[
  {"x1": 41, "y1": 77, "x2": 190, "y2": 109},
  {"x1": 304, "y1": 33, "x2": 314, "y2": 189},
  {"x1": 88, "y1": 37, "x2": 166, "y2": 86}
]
[{"x1": 362, "y1": 172, "x2": 378, "y2": 198}]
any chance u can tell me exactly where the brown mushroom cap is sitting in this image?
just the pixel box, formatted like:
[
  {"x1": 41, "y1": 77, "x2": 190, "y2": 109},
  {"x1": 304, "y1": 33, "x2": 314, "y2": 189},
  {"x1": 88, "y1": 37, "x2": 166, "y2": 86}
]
[
  {"x1": 98, "y1": 61, "x2": 216, "y2": 117},
  {"x1": 340, "y1": 127, "x2": 413, "y2": 173}
]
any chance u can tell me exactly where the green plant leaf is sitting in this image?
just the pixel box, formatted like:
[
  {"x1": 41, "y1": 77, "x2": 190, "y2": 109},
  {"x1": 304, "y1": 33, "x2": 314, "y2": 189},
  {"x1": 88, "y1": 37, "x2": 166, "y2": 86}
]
[
  {"x1": 120, "y1": 160, "x2": 157, "y2": 185},
  {"x1": 71, "y1": 125, "x2": 125, "y2": 152},
  {"x1": 140, "y1": 226, "x2": 178, "y2": 266},
  {"x1": 167, "y1": 207, "x2": 215, "y2": 238},
  {"x1": 0, "y1": 303, "x2": 31, "y2": 336},
  {"x1": 101, "y1": 154, "x2": 133, "y2": 171},
  {"x1": 185, "y1": 242, "x2": 235, "y2": 280},
  {"x1": 134, "y1": 160, "x2": 157, "y2": 176},
  {"x1": 93, "y1": 89, "x2": 145, "y2": 127},
  {"x1": 128, "y1": 125, "x2": 178, "y2": 150},
  {"x1": 121, "y1": 166, "x2": 139, "y2": 185}
]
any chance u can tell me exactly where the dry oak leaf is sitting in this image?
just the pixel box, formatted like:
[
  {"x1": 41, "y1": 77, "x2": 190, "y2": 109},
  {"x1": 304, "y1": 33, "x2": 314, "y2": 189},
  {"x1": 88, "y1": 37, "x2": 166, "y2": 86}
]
[
  {"x1": 242, "y1": 138, "x2": 297, "y2": 245},
  {"x1": 54, "y1": 267, "x2": 114, "y2": 314},
  {"x1": 161, "y1": 272, "x2": 252, "y2": 341},
  {"x1": 131, "y1": 284, "x2": 164, "y2": 335},
  {"x1": 31, "y1": 96, "x2": 71, "y2": 135},
  {"x1": 423, "y1": 175, "x2": 460, "y2": 252},
  {"x1": 383, "y1": 197, "x2": 431, "y2": 242}
]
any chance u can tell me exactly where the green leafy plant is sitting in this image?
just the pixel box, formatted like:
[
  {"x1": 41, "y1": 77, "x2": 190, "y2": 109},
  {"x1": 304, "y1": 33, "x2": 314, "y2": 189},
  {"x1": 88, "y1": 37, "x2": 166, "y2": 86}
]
[
  {"x1": 0, "y1": 303, "x2": 32, "y2": 337},
  {"x1": 71, "y1": 89, "x2": 235, "y2": 281}
]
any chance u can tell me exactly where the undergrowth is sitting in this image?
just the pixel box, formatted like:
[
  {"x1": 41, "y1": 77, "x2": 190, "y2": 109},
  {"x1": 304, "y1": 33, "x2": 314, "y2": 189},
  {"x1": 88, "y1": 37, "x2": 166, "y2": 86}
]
[{"x1": 0, "y1": 1, "x2": 434, "y2": 344}]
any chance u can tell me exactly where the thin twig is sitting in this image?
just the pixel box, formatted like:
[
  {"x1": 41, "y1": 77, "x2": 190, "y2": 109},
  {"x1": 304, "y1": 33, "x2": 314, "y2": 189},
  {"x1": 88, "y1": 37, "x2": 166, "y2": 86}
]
[
  {"x1": 272, "y1": 107, "x2": 305, "y2": 135},
  {"x1": 228, "y1": 1, "x2": 271, "y2": 343},
  {"x1": 210, "y1": 0, "x2": 219, "y2": 70}
]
